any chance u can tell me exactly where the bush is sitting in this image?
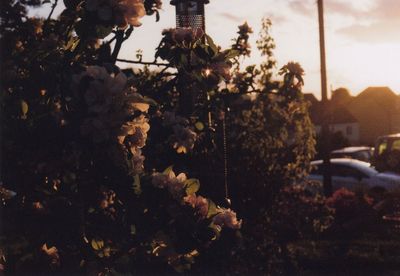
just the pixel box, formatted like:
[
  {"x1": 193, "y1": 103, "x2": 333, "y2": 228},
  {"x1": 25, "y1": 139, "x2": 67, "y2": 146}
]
[{"x1": 326, "y1": 188, "x2": 377, "y2": 238}]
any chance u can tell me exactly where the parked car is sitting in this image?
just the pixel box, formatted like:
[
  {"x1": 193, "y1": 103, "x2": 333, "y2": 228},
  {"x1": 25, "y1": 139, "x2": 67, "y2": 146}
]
[
  {"x1": 308, "y1": 158, "x2": 400, "y2": 192},
  {"x1": 373, "y1": 133, "x2": 400, "y2": 172},
  {"x1": 330, "y1": 146, "x2": 374, "y2": 162}
]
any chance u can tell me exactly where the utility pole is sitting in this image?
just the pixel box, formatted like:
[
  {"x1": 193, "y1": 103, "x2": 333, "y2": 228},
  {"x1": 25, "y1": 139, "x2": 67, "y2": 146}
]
[{"x1": 317, "y1": 0, "x2": 332, "y2": 195}]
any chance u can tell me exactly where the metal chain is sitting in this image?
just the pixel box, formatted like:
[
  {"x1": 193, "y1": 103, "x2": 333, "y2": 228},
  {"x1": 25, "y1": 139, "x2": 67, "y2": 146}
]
[{"x1": 222, "y1": 112, "x2": 230, "y2": 205}]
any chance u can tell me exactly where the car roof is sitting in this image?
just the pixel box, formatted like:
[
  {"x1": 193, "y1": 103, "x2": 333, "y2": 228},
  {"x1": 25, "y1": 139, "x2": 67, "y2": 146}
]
[
  {"x1": 331, "y1": 147, "x2": 373, "y2": 154},
  {"x1": 311, "y1": 158, "x2": 378, "y2": 176},
  {"x1": 377, "y1": 133, "x2": 400, "y2": 139},
  {"x1": 311, "y1": 158, "x2": 371, "y2": 166}
]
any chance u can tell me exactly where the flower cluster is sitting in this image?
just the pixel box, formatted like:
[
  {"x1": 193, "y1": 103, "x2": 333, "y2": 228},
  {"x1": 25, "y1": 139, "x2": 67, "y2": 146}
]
[
  {"x1": 213, "y1": 208, "x2": 242, "y2": 229},
  {"x1": 41, "y1": 244, "x2": 60, "y2": 269},
  {"x1": 73, "y1": 66, "x2": 151, "y2": 173},
  {"x1": 85, "y1": 0, "x2": 146, "y2": 28},
  {"x1": 152, "y1": 169, "x2": 188, "y2": 199},
  {"x1": 162, "y1": 28, "x2": 204, "y2": 45},
  {"x1": 99, "y1": 189, "x2": 116, "y2": 210},
  {"x1": 209, "y1": 61, "x2": 232, "y2": 81},
  {"x1": 163, "y1": 111, "x2": 197, "y2": 154},
  {"x1": 279, "y1": 61, "x2": 305, "y2": 88},
  {"x1": 184, "y1": 194, "x2": 208, "y2": 218},
  {"x1": 326, "y1": 187, "x2": 373, "y2": 216},
  {"x1": 144, "y1": 0, "x2": 162, "y2": 15},
  {"x1": 172, "y1": 125, "x2": 197, "y2": 154},
  {"x1": 233, "y1": 22, "x2": 253, "y2": 57},
  {"x1": 152, "y1": 168, "x2": 242, "y2": 230}
]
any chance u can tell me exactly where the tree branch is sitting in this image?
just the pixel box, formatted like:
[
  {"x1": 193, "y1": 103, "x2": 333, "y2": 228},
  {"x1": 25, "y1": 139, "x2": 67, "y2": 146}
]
[
  {"x1": 46, "y1": 0, "x2": 58, "y2": 22},
  {"x1": 116, "y1": 59, "x2": 170, "y2": 67}
]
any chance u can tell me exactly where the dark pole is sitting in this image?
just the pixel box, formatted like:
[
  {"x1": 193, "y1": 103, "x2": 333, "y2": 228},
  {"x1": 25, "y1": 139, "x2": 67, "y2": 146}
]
[{"x1": 318, "y1": 0, "x2": 332, "y2": 196}]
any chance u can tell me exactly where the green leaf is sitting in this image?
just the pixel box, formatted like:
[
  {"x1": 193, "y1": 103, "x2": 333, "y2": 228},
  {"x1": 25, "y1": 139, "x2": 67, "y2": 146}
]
[
  {"x1": 173, "y1": 264, "x2": 191, "y2": 273},
  {"x1": 0, "y1": 186, "x2": 17, "y2": 200},
  {"x1": 143, "y1": 96, "x2": 158, "y2": 106},
  {"x1": 207, "y1": 199, "x2": 218, "y2": 218},
  {"x1": 185, "y1": 179, "x2": 200, "y2": 195},
  {"x1": 79, "y1": 260, "x2": 85, "y2": 267},
  {"x1": 132, "y1": 174, "x2": 141, "y2": 195},
  {"x1": 163, "y1": 166, "x2": 174, "y2": 175},
  {"x1": 65, "y1": 37, "x2": 80, "y2": 51},
  {"x1": 194, "y1": 45, "x2": 210, "y2": 60},
  {"x1": 221, "y1": 49, "x2": 240, "y2": 60},
  {"x1": 63, "y1": 0, "x2": 79, "y2": 9},
  {"x1": 95, "y1": 25, "x2": 113, "y2": 39},
  {"x1": 91, "y1": 239, "x2": 104, "y2": 251},
  {"x1": 130, "y1": 225, "x2": 136, "y2": 236},
  {"x1": 205, "y1": 34, "x2": 218, "y2": 55},
  {"x1": 195, "y1": 121, "x2": 205, "y2": 131},
  {"x1": 178, "y1": 53, "x2": 188, "y2": 68},
  {"x1": 21, "y1": 100, "x2": 28, "y2": 117},
  {"x1": 209, "y1": 224, "x2": 222, "y2": 241}
]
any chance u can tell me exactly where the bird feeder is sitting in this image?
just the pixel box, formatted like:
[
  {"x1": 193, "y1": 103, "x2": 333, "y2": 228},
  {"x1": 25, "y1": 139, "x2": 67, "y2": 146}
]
[{"x1": 170, "y1": 0, "x2": 209, "y2": 32}]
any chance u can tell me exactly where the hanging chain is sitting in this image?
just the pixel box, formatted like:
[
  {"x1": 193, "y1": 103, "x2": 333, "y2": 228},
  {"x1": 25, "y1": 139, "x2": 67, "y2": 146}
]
[{"x1": 222, "y1": 110, "x2": 230, "y2": 205}]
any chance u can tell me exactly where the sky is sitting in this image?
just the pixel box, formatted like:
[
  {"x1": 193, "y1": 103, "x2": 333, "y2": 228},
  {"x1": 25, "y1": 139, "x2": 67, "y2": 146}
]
[{"x1": 31, "y1": 0, "x2": 400, "y2": 99}]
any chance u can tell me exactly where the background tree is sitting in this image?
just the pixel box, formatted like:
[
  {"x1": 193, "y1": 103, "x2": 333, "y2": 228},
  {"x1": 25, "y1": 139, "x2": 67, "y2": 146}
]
[{"x1": 331, "y1": 87, "x2": 352, "y2": 107}]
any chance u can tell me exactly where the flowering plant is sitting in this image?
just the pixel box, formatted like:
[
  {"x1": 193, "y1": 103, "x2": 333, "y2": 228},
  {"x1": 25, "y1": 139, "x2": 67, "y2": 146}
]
[{"x1": 0, "y1": 0, "x2": 246, "y2": 273}]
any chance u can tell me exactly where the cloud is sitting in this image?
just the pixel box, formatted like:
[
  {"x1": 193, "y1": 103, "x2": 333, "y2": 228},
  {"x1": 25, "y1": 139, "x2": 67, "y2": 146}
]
[
  {"x1": 338, "y1": 19, "x2": 400, "y2": 43},
  {"x1": 288, "y1": 0, "x2": 314, "y2": 17},
  {"x1": 264, "y1": 13, "x2": 287, "y2": 25},
  {"x1": 288, "y1": 0, "x2": 368, "y2": 18},
  {"x1": 369, "y1": 0, "x2": 400, "y2": 18},
  {"x1": 218, "y1": 12, "x2": 244, "y2": 23},
  {"x1": 325, "y1": 1, "x2": 366, "y2": 17},
  {"x1": 288, "y1": 0, "x2": 400, "y2": 44},
  {"x1": 336, "y1": 0, "x2": 400, "y2": 43}
]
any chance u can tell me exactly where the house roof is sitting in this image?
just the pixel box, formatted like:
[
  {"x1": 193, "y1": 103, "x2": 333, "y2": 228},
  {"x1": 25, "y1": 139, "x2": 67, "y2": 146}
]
[
  {"x1": 330, "y1": 107, "x2": 358, "y2": 124},
  {"x1": 306, "y1": 96, "x2": 358, "y2": 125},
  {"x1": 357, "y1": 86, "x2": 396, "y2": 98},
  {"x1": 354, "y1": 86, "x2": 398, "y2": 110}
]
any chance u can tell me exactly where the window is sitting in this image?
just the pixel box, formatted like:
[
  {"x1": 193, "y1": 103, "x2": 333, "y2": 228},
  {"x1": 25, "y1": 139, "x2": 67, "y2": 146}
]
[
  {"x1": 391, "y1": 139, "x2": 400, "y2": 151},
  {"x1": 346, "y1": 126, "x2": 352, "y2": 135},
  {"x1": 353, "y1": 151, "x2": 370, "y2": 162},
  {"x1": 331, "y1": 164, "x2": 367, "y2": 179},
  {"x1": 378, "y1": 140, "x2": 388, "y2": 154}
]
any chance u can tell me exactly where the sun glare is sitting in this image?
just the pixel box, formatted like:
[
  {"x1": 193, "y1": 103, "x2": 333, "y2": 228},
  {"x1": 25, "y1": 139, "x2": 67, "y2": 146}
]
[{"x1": 331, "y1": 43, "x2": 400, "y2": 93}]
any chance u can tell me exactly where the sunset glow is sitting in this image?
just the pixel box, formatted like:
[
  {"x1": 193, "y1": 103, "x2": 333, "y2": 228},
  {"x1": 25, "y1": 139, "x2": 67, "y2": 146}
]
[
  {"x1": 29, "y1": 0, "x2": 400, "y2": 97},
  {"x1": 114, "y1": 0, "x2": 400, "y2": 98}
]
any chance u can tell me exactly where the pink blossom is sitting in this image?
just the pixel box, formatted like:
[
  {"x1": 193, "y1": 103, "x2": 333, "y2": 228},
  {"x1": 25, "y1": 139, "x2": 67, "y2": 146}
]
[
  {"x1": 152, "y1": 170, "x2": 187, "y2": 198},
  {"x1": 131, "y1": 148, "x2": 145, "y2": 174},
  {"x1": 162, "y1": 28, "x2": 204, "y2": 44},
  {"x1": 213, "y1": 208, "x2": 242, "y2": 229},
  {"x1": 163, "y1": 111, "x2": 188, "y2": 126},
  {"x1": 172, "y1": 125, "x2": 197, "y2": 154},
  {"x1": 41, "y1": 243, "x2": 60, "y2": 268},
  {"x1": 184, "y1": 194, "x2": 208, "y2": 218},
  {"x1": 210, "y1": 62, "x2": 232, "y2": 81}
]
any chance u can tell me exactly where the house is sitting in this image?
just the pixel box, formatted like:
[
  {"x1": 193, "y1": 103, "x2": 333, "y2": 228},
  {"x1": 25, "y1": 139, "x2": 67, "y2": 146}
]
[
  {"x1": 304, "y1": 87, "x2": 400, "y2": 146},
  {"x1": 304, "y1": 93, "x2": 360, "y2": 144},
  {"x1": 346, "y1": 87, "x2": 400, "y2": 145}
]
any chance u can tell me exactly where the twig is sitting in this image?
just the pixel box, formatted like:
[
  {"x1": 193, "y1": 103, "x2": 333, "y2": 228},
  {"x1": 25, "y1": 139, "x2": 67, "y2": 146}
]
[
  {"x1": 111, "y1": 30, "x2": 126, "y2": 63},
  {"x1": 116, "y1": 59, "x2": 170, "y2": 67},
  {"x1": 111, "y1": 26, "x2": 135, "y2": 63},
  {"x1": 46, "y1": 0, "x2": 58, "y2": 22}
]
